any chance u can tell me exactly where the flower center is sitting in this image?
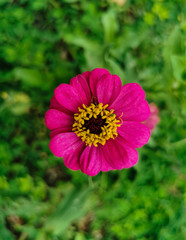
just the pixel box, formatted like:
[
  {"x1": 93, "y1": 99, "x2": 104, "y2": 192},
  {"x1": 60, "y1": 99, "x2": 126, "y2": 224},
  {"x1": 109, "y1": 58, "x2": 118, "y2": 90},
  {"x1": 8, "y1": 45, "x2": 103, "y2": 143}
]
[
  {"x1": 84, "y1": 114, "x2": 106, "y2": 134},
  {"x1": 72, "y1": 103, "x2": 122, "y2": 147}
]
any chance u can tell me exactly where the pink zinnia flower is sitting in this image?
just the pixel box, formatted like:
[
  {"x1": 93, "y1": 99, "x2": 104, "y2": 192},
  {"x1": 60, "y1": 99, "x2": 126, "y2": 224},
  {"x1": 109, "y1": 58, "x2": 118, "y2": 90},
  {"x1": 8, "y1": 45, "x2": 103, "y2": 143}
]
[
  {"x1": 45, "y1": 68, "x2": 151, "y2": 176},
  {"x1": 143, "y1": 103, "x2": 160, "y2": 131}
]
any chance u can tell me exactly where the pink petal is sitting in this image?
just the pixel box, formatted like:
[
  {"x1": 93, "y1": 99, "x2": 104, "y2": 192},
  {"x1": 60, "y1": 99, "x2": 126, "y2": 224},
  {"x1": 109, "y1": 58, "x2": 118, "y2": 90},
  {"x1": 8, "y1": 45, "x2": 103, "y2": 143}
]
[
  {"x1": 81, "y1": 71, "x2": 91, "y2": 80},
  {"x1": 45, "y1": 109, "x2": 73, "y2": 130},
  {"x1": 118, "y1": 121, "x2": 151, "y2": 148},
  {"x1": 97, "y1": 74, "x2": 122, "y2": 105},
  {"x1": 109, "y1": 83, "x2": 150, "y2": 122},
  {"x1": 116, "y1": 137, "x2": 139, "y2": 168},
  {"x1": 70, "y1": 74, "x2": 92, "y2": 106},
  {"x1": 54, "y1": 84, "x2": 83, "y2": 113},
  {"x1": 144, "y1": 114, "x2": 160, "y2": 131},
  {"x1": 102, "y1": 137, "x2": 139, "y2": 170},
  {"x1": 49, "y1": 132, "x2": 82, "y2": 158},
  {"x1": 49, "y1": 127, "x2": 72, "y2": 138},
  {"x1": 102, "y1": 139, "x2": 125, "y2": 170},
  {"x1": 101, "y1": 158, "x2": 114, "y2": 172},
  {"x1": 89, "y1": 68, "x2": 110, "y2": 97},
  {"x1": 149, "y1": 102, "x2": 159, "y2": 114},
  {"x1": 143, "y1": 103, "x2": 160, "y2": 131},
  {"x1": 49, "y1": 95, "x2": 73, "y2": 115},
  {"x1": 63, "y1": 141, "x2": 85, "y2": 170},
  {"x1": 80, "y1": 145, "x2": 102, "y2": 176}
]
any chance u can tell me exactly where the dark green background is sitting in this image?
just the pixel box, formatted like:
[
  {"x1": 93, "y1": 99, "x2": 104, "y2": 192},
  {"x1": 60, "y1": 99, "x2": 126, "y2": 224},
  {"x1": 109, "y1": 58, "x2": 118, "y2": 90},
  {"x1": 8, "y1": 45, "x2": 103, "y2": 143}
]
[{"x1": 0, "y1": 0, "x2": 185, "y2": 239}]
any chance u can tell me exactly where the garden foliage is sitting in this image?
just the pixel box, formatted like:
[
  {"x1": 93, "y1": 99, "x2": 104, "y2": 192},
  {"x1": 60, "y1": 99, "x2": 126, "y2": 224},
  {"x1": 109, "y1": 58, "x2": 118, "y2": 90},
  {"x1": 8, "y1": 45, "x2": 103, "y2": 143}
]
[{"x1": 0, "y1": 0, "x2": 185, "y2": 239}]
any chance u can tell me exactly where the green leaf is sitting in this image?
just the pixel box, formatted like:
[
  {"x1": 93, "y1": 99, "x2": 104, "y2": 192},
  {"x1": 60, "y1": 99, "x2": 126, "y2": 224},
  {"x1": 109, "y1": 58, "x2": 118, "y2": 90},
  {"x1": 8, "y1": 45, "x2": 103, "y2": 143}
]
[
  {"x1": 163, "y1": 26, "x2": 183, "y2": 62},
  {"x1": 44, "y1": 188, "x2": 94, "y2": 235},
  {"x1": 0, "y1": 218, "x2": 15, "y2": 240},
  {"x1": 171, "y1": 55, "x2": 186, "y2": 82},
  {"x1": 64, "y1": 35, "x2": 100, "y2": 51},
  {"x1": 63, "y1": 0, "x2": 80, "y2": 3},
  {"x1": 105, "y1": 58, "x2": 125, "y2": 83},
  {"x1": 102, "y1": 10, "x2": 119, "y2": 43},
  {"x1": 14, "y1": 68, "x2": 52, "y2": 89}
]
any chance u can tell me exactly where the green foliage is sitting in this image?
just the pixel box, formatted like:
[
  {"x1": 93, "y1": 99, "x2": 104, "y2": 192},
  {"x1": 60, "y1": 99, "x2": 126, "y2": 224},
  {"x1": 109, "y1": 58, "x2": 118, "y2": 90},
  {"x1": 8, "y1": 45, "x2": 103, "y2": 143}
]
[{"x1": 0, "y1": 0, "x2": 185, "y2": 239}]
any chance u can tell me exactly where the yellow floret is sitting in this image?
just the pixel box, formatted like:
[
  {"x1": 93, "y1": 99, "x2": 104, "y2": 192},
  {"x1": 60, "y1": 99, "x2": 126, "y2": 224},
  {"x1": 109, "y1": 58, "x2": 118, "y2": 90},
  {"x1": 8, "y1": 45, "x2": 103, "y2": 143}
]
[{"x1": 72, "y1": 103, "x2": 122, "y2": 147}]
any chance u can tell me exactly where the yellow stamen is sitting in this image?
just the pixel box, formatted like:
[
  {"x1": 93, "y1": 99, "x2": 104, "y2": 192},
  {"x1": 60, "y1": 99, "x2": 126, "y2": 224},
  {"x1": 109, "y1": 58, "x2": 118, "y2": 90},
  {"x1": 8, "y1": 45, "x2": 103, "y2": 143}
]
[{"x1": 72, "y1": 103, "x2": 122, "y2": 147}]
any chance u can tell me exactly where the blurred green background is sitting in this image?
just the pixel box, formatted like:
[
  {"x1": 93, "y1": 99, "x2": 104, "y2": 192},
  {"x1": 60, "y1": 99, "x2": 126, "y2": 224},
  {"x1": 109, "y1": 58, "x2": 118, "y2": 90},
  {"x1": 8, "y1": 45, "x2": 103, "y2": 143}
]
[{"x1": 0, "y1": 0, "x2": 186, "y2": 239}]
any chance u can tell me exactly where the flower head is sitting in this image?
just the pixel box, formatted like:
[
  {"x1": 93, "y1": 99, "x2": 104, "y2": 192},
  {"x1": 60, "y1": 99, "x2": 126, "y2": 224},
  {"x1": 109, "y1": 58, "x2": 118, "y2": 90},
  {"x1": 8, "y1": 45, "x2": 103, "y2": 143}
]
[
  {"x1": 45, "y1": 68, "x2": 151, "y2": 176},
  {"x1": 143, "y1": 102, "x2": 160, "y2": 131}
]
